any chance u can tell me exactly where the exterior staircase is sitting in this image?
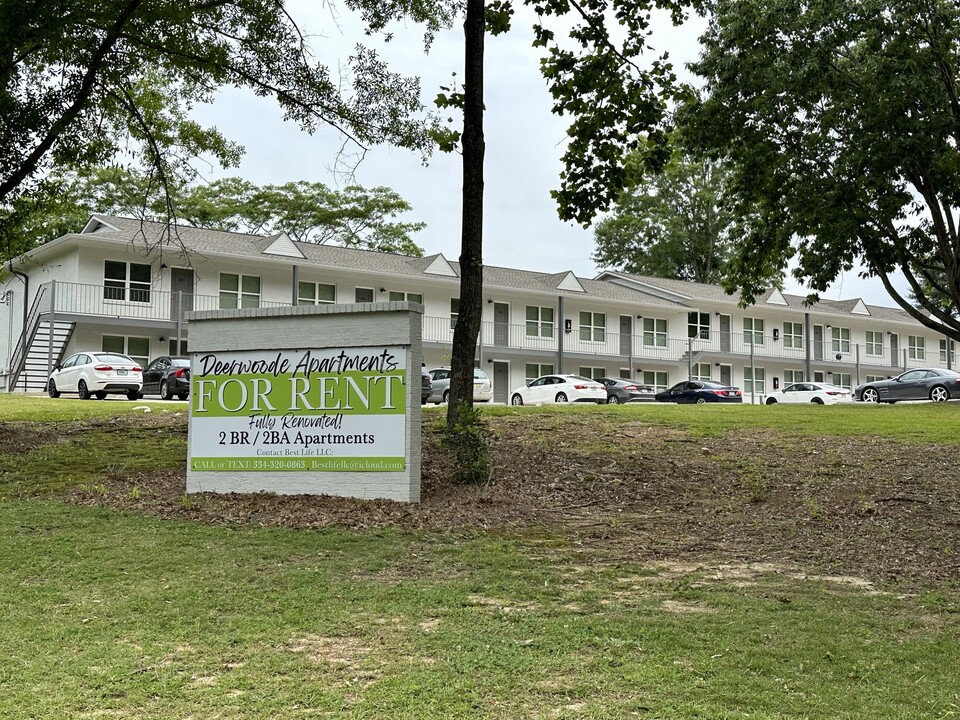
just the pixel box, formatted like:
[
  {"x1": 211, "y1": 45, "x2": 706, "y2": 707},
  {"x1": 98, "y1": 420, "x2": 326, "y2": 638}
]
[{"x1": 7, "y1": 283, "x2": 75, "y2": 393}]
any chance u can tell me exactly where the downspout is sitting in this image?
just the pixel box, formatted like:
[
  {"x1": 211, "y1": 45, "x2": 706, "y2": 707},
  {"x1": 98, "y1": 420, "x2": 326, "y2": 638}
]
[
  {"x1": 557, "y1": 295, "x2": 564, "y2": 372},
  {"x1": 292, "y1": 265, "x2": 299, "y2": 306},
  {"x1": 804, "y1": 312, "x2": 811, "y2": 380}
]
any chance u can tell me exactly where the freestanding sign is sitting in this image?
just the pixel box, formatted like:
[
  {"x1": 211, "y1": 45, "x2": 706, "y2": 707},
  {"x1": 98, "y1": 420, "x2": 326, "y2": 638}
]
[{"x1": 185, "y1": 302, "x2": 422, "y2": 502}]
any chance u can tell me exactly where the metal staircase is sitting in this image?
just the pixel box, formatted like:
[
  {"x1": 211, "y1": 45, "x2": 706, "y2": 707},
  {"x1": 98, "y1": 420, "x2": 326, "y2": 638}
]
[{"x1": 7, "y1": 285, "x2": 75, "y2": 393}]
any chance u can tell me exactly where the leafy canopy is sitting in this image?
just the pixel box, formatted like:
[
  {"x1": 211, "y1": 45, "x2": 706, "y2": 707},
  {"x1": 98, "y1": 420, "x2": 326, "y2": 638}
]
[{"x1": 681, "y1": 0, "x2": 960, "y2": 339}]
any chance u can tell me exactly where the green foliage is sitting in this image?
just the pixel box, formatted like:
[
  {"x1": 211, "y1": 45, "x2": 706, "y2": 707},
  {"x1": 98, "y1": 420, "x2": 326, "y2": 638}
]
[
  {"x1": 4, "y1": 168, "x2": 426, "y2": 258},
  {"x1": 442, "y1": 400, "x2": 490, "y2": 484},
  {"x1": 681, "y1": 0, "x2": 960, "y2": 339},
  {"x1": 592, "y1": 147, "x2": 737, "y2": 284}
]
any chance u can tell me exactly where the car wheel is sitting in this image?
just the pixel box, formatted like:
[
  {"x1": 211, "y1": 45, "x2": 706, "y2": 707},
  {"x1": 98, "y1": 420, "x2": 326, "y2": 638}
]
[
  {"x1": 77, "y1": 380, "x2": 91, "y2": 400},
  {"x1": 555, "y1": 392, "x2": 568, "y2": 403},
  {"x1": 442, "y1": 390, "x2": 450, "y2": 404},
  {"x1": 811, "y1": 397, "x2": 824, "y2": 404},
  {"x1": 126, "y1": 389, "x2": 139, "y2": 401},
  {"x1": 861, "y1": 387, "x2": 880, "y2": 403},
  {"x1": 695, "y1": 396, "x2": 706, "y2": 405},
  {"x1": 95, "y1": 391, "x2": 107, "y2": 400},
  {"x1": 765, "y1": 397, "x2": 777, "y2": 405},
  {"x1": 511, "y1": 394, "x2": 524, "y2": 406},
  {"x1": 930, "y1": 385, "x2": 950, "y2": 403},
  {"x1": 607, "y1": 395, "x2": 620, "y2": 404},
  {"x1": 47, "y1": 379, "x2": 60, "y2": 398},
  {"x1": 160, "y1": 380, "x2": 172, "y2": 400}
]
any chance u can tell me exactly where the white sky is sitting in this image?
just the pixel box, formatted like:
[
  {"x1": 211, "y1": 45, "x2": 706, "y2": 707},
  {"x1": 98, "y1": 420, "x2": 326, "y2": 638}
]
[{"x1": 190, "y1": 1, "x2": 909, "y2": 309}]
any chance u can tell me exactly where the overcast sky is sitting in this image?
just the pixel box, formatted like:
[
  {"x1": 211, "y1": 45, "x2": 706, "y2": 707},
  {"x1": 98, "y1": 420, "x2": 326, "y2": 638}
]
[{"x1": 191, "y1": 1, "x2": 909, "y2": 309}]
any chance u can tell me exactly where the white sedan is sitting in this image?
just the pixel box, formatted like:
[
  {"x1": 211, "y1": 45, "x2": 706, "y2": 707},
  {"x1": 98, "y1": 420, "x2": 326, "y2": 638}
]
[
  {"x1": 48, "y1": 351, "x2": 143, "y2": 400},
  {"x1": 764, "y1": 382, "x2": 853, "y2": 405},
  {"x1": 510, "y1": 374, "x2": 607, "y2": 405}
]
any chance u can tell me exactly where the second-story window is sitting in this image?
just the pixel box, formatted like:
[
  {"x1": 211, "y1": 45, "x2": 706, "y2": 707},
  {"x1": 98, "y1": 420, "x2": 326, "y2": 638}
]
[
  {"x1": 450, "y1": 298, "x2": 460, "y2": 330},
  {"x1": 743, "y1": 317, "x2": 764, "y2": 345},
  {"x1": 579, "y1": 312, "x2": 606, "y2": 342},
  {"x1": 388, "y1": 291, "x2": 423, "y2": 303},
  {"x1": 642, "y1": 317, "x2": 667, "y2": 347},
  {"x1": 219, "y1": 273, "x2": 260, "y2": 309},
  {"x1": 687, "y1": 312, "x2": 710, "y2": 339},
  {"x1": 526, "y1": 306, "x2": 554, "y2": 338},
  {"x1": 783, "y1": 321, "x2": 803, "y2": 349},
  {"x1": 355, "y1": 287, "x2": 374, "y2": 303},
  {"x1": 298, "y1": 282, "x2": 336, "y2": 305},
  {"x1": 831, "y1": 326, "x2": 850, "y2": 353},
  {"x1": 940, "y1": 339, "x2": 956, "y2": 364},
  {"x1": 865, "y1": 330, "x2": 884, "y2": 356},
  {"x1": 104, "y1": 261, "x2": 151, "y2": 303},
  {"x1": 909, "y1": 335, "x2": 925, "y2": 360}
]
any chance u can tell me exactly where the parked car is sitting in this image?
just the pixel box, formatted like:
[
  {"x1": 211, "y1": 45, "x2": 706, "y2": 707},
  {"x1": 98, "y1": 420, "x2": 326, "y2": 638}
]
[
  {"x1": 510, "y1": 374, "x2": 606, "y2": 405},
  {"x1": 598, "y1": 377, "x2": 656, "y2": 404},
  {"x1": 421, "y1": 366, "x2": 432, "y2": 405},
  {"x1": 47, "y1": 352, "x2": 142, "y2": 400},
  {"x1": 427, "y1": 367, "x2": 494, "y2": 404},
  {"x1": 140, "y1": 355, "x2": 191, "y2": 400},
  {"x1": 764, "y1": 382, "x2": 852, "y2": 405},
  {"x1": 855, "y1": 368, "x2": 960, "y2": 403},
  {"x1": 655, "y1": 380, "x2": 744, "y2": 404}
]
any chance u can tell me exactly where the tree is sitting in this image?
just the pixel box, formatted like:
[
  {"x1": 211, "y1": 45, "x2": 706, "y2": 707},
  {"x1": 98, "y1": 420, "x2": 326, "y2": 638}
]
[
  {"x1": 680, "y1": 0, "x2": 960, "y2": 341},
  {"x1": 592, "y1": 150, "x2": 734, "y2": 284},
  {"x1": 0, "y1": 1, "x2": 438, "y2": 261}
]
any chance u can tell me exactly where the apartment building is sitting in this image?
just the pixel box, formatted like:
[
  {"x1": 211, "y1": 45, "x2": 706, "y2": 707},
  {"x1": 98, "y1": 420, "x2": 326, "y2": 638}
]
[{"x1": 1, "y1": 215, "x2": 955, "y2": 401}]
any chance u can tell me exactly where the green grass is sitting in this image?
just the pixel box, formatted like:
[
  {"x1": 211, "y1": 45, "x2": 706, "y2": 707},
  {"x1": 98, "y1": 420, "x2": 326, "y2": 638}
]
[{"x1": 2, "y1": 395, "x2": 960, "y2": 718}]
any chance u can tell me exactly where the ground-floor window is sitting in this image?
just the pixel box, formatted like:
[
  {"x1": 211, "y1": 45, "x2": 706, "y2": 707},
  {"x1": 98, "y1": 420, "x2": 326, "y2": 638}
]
[
  {"x1": 832, "y1": 373, "x2": 852, "y2": 389},
  {"x1": 525, "y1": 363, "x2": 554, "y2": 383},
  {"x1": 865, "y1": 375, "x2": 886, "y2": 382},
  {"x1": 618, "y1": 368, "x2": 632, "y2": 379},
  {"x1": 814, "y1": 371, "x2": 826, "y2": 382},
  {"x1": 578, "y1": 367, "x2": 605, "y2": 380},
  {"x1": 691, "y1": 363, "x2": 711, "y2": 381},
  {"x1": 102, "y1": 335, "x2": 149, "y2": 368},
  {"x1": 783, "y1": 368, "x2": 804, "y2": 383},
  {"x1": 744, "y1": 366, "x2": 765, "y2": 394},
  {"x1": 643, "y1": 371, "x2": 668, "y2": 393}
]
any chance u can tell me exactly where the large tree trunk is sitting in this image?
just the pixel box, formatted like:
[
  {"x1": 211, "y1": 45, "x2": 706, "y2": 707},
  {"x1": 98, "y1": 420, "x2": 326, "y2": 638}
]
[{"x1": 447, "y1": 0, "x2": 485, "y2": 428}]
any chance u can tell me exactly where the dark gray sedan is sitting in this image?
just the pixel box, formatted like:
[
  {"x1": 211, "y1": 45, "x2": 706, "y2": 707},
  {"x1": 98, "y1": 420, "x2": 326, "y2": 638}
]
[
  {"x1": 598, "y1": 377, "x2": 656, "y2": 404},
  {"x1": 855, "y1": 368, "x2": 960, "y2": 403}
]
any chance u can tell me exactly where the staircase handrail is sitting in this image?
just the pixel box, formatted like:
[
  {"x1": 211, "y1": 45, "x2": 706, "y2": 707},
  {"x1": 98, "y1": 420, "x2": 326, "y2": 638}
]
[{"x1": 8, "y1": 282, "x2": 51, "y2": 391}]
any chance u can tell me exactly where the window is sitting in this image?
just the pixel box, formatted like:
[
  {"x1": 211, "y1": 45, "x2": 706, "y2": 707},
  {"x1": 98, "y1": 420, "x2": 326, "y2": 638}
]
[
  {"x1": 643, "y1": 318, "x2": 667, "y2": 347},
  {"x1": 102, "y1": 335, "x2": 149, "y2": 368},
  {"x1": 743, "y1": 366, "x2": 765, "y2": 394},
  {"x1": 831, "y1": 326, "x2": 850, "y2": 354},
  {"x1": 814, "y1": 371, "x2": 826, "y2": 383},
  {"x1": 783, "y1": 322, "x2": 803, "y2": 349},
  {"x1": 743, "y1": 317, "x2": 764, "y2": 345},
  {"x1": 832, "y1": 373, "x2": 852, "y2": 390},
  {"x1": 578, "y1": 367, "x2": 605, "y2": 380},
  {"x1": 525, "y1": 363, "x2": 554, "y2": 383},
  {"x1": 219, "y1": 273, "x2": 261, "y2": 309},
  {"x1": 526, "y1": 306, "x2": 555, "y2": 338},
  {"x1": 298, "y1": 282, "x2": 336, "y2": 305},
  {"x1": 687, "y1": 312, "x2": 710, "y2": 340},
  {"x1": 784, "y1": 369, "x2": 804, "y2": 384},
  {"x1": 691, "y1": 363, "x2": 711, "y2": 381},
  {"x1": 355, "y1": 287, "x2": 374, "y2": 303},
  {"x1": 908, "y1": 335, "x2": 925, "y2": 360},
  {"x1": 388, "y1": 291, "x2": 423, "y2": 304},
  {"x1": 450, "y1": 298, "x2": 460, "y2": 330},
  {"x1": 104, "y1": 261, "x2": 151, "y2": 303},
  {"x1": 643, "y1": 371, "x2": 669, "y2": 393},
  {"x1": 940, "y1": 339, "x2": 956, "y2": 364},
  {"x1": 865, "y1": 375, "x2": 886, "y2": 383},
  {"x1": 579, "y1": 312, "x2": 606, "y2": 342},
  {"x1": 618, "y1": 368, "x2": 631, "y2": 379},
  {"x1": 865, "y1": 330, "x2": 884, "y2": 356}
]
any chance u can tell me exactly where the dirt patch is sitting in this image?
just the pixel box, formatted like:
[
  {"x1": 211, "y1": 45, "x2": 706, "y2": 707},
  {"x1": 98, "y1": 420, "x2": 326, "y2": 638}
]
[{"x1": 45, "y1": 412, "x2": 960, "y2": 592}]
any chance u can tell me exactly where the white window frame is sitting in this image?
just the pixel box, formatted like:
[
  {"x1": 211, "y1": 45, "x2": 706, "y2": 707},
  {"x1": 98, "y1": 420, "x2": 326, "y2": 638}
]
[
  {"x1": 104, "y1": 260, "x2": 151, "y2": 303},
  {"x1": 643, "y1": 371, "x2": 669, "y2": 393},
  {"x1": 743, "y1": 317, "x2": 764, "y2": 345},
  {"x1": 579, "y1": 312, "x2": 606, "y2": 343},
  {"x1": 578, "y1": 366, "x2": 605, "y2": 380},
  {"x1": 687, "y1": 312, "x2": 710, "y2": 340},
  {"x1": 783, "y1": 369, "x2": 805, "y2": 384},
  {"x1": 101, "y1": 334, "x2": 150, "y2": 368},
  {"x1": 832, "y1": 373, "x2": 852, "y2": 390},
  {"x1": 219, "y1": 273, "x2": 261, "y2": 309},
  {"x1": 525, "y1": 363, "x2": 554, "y2": 383},
  {"x1": 354, "y1": 287, "x2": 375, "y2": 303},
  {"x1": 865, "y1": 330, "x2": 883, "y2": 356},
  {"x1": 908, "y1": 335, "x2": 925, "y2": 360},
  {"x1": 691, "y1": 363, "x2": 711, "y2": 381},
  {"x1": 388, "y1": 290, "x2": 423, "y2": 304},
  {"x1": 643, "y1": 317, "x2": 667, "y2": 347},
  {"x1": 298, "y1": 281, "x2": 336, "y2": 305},
  {"x1": 450, "y1": 298, "x2": 460, "y2": 330},
  {"x1": 744, "y1": 366, "x2": 766, "y2": 394},
  {"x1": 940, "y1": 338, "x2": 956, "y2": 364},
  {"x1": 831, "y1": 326, "x2": 851, "y2": 354},
  {"x1": 783, "y1": 322, "x2": 803, "y2": 349},
  {"x1": 526, "y1": 306, "x2": 555, "y2": 338}
]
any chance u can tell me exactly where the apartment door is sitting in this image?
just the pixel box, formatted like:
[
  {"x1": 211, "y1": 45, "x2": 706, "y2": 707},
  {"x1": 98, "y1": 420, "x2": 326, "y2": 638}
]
[
  {"x1": 170, "y1": 268, "x2": 194, "y2": 320},
  {"x1": 719, "y1": 364, "x2": 732, "y2": 386},
  {"x1": 889, "y1": 333, "x2": 899, "y2": 367},
  {"x1": 813, "y1": 325, "x2": 824, "y2": 361},
  {"x1": 619, "y1": 315, "x2": 632, "y2": 356},
  {"x1": 493, "y1": 361, "x2": 509, "y2": 403},
  {"x1": 494, "y1": 303, "x2": 509, "y2": 346},
  {"x1": 719, "y1": 314, "x2": 731, "y2": 352}
]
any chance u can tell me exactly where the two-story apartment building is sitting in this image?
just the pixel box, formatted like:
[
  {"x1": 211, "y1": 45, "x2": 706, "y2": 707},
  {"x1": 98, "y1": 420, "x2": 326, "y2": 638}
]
[{"x1": 1, "y1": 215, "x2": 955, "y2": 402}]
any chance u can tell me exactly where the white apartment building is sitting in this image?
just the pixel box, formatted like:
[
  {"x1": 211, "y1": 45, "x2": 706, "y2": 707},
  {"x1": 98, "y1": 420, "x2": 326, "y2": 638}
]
[{"x1": 1, "y1": 215, "x2": 955, "y2": 402}]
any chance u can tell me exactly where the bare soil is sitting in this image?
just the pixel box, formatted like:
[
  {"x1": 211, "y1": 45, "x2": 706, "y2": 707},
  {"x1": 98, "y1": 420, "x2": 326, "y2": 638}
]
[{"x1": 32, "y1": 412, "x2": 960, "y2": 591}]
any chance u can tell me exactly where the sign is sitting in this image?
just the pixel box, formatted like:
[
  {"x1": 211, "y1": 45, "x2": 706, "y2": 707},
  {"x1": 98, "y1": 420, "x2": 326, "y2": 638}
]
[{"x1": 189, "y1": 346, "x2": 407, "y2": 473}]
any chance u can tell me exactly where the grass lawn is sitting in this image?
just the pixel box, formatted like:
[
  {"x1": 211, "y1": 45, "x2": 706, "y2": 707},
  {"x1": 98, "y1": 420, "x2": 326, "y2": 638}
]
[{"x1": 1, "y1": 395, "x2": 958, "y2": 719}]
